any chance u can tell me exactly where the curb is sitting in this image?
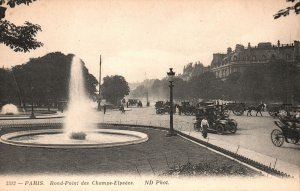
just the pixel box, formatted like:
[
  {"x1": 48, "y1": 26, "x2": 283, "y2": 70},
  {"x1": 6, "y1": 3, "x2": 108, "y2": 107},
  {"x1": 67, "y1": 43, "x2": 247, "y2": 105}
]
[{"x1": 100, "y1": 123, "x2": 292, "y2": 178}]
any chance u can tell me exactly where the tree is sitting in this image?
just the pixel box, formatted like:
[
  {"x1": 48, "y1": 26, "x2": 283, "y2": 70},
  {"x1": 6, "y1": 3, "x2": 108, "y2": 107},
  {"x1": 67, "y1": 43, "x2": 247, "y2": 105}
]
[
  {"x1": 0, "y1": 0, "x2": 43, "y2": 52},
  {"x1": 188, "y1": 72, "x2": 221, "y2": 100},
  {"x1": 0, "y1": 68, "x2": 19, "y2": 105},
  {"x1": 131, "y1": 85, "x2": 148, "y2": 98},
  {"x1": 211, "y1": 61, "x2": 300, "y2": 103},
  {"x1": 101, "y1": 75, "x2": 130, "y2": 105},
  {"x1": 273, "y1": 0, "x2": 300, "y2": 19},
  {"x1": 0, "y1": 52, "x2": 98, "y2": 108},
  {"x1": 222, "y1": 72, "x2": 242, "y2": 101}
]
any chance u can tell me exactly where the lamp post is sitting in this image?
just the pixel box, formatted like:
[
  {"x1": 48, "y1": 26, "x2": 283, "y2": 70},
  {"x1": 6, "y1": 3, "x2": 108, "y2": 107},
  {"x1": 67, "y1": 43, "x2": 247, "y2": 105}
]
[
  {"x1": 98, "y1": 54, "x2": 102, "y2": 111},
  {"x1": 167, "y1": 68, "x2": 176, "y2": 136},
  {"x1": 47, "y1": 89, "x2": 50, "y2": 112},
  {"x1": 30, "y1": 84, "x2": 35, "y2": 119}
]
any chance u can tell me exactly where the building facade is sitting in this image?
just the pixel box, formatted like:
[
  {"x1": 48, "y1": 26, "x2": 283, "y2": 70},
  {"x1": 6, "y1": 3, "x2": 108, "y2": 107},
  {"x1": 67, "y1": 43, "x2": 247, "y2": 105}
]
[{"x1": 210, "y1": 40, "x2": 300, "y2": 79}]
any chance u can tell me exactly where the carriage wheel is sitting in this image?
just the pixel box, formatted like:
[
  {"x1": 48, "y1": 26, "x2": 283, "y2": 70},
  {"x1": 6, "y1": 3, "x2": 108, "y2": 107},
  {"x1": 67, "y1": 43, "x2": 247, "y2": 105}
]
[
  {"x1": 271, "y1": 129, "x2": 284, "y2": 147},
  {"x1": 216, "y1": 124, "x2": 224, "y2": 135},
  {"x1": 229, "y1": 125, "x2": 237, "y2": 134},
  {"x1": 232, "y1": 107, "x2": 244, "y2": 116},
  {"x1": 223, "y1": 110, "x2": 229, "y2": 116},
  {"x1": 290, "y1": 138, "x2": 299, "y2": 144},
  {"x1": 268, "y1": 111, "x2": 277, "y2": 117}
]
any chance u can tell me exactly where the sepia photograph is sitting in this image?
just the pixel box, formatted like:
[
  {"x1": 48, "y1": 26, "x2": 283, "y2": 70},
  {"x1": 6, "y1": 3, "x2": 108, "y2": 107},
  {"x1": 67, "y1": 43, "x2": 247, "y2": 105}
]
[{"x1": 0, "y1": 0, "x2": 299, "y2": 190}]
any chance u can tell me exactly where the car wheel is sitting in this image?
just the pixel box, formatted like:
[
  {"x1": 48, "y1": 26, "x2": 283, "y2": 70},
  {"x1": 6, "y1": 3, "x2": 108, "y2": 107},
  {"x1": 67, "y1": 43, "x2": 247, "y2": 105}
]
[
  {"x1": 216, "y1": 124, "x2": 224, "y2": 135},
  {"x1": 229, "y1": 125, "x2": 237, "y2": 134}
]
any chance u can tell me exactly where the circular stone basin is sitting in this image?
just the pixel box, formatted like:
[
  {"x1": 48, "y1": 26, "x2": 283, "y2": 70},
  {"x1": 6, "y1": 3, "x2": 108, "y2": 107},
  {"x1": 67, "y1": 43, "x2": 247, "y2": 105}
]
[{"x1": 0, "y1": 129, "x2": 148, "y2": 148}]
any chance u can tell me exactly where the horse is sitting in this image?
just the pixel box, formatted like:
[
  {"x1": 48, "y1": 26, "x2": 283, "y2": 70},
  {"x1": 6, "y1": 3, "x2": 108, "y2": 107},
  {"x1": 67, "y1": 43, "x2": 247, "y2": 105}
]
[{"x1": 246, "y1": 103, "x2": 265, "y2": 116}]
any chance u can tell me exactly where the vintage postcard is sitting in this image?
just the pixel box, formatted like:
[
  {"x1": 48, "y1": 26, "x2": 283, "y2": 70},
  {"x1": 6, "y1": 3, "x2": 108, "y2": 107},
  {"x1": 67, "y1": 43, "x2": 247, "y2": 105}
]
[{"x1": 0, "y1": 0, "x2": 299, "y2": 191}]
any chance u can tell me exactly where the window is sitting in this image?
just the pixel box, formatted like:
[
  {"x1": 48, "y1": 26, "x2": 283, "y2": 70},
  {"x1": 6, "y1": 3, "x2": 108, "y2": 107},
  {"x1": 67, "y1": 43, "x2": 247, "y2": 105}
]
[
  {"x1": 286, "y1": 54, "x2": 291, "y2": 60},
  {"x1": 252, "y1": 55, "x2": 256, "y2": 61},
  {"x1": 261, "y1": 55, "x2": 266, "y2": 61}
]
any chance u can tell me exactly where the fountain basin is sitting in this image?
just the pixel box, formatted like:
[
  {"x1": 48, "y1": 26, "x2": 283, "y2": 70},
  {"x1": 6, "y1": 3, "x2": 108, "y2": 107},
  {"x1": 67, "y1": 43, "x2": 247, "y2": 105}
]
[{"x1": 0, "y1": 129, "x2": 148, "y2": 148}]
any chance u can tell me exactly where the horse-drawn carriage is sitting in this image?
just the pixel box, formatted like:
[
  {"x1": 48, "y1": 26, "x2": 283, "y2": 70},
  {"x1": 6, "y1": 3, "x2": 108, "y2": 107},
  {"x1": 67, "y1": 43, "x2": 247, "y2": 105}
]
[
  {"x1": 222, "y1": 102, "x2": 247, "y2": 116},
  {"x1": 127, "y1": 99, "x2": 142, "y2": 107},
  {"x1": 271, "y1": 116, "x2": 300, "y2": 147},
  {"x1": 178, "y1": 101, "x2": 196, "y2": 115},
  {"x1": 222, "y1": 102, "x2": 266, "y2": 116},
  {"x1": 267, "y1": 103, "x2": 293, "y2": 117},
  {"x1": 155, "y1": 101, "x2": 176, "y2": 114},
  {"x1": 193, "y1": 105, "x2": 237, "y2": 135}
]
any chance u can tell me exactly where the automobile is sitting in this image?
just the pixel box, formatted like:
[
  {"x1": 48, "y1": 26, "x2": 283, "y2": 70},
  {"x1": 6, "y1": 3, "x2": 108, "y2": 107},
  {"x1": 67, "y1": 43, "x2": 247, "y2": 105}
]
[
  {"x1": 155, "y1": 101, "x2": 164, "y2": 109},
  {"x1": 193, "y1": 106, "x2": 237, "y2": 135}
]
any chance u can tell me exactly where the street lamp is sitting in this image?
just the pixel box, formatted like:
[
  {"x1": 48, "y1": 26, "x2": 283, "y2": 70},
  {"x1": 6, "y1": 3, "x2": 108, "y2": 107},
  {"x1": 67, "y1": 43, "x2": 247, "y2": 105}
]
[
  {"x1": 30, "y1": 84, "x2": 36, "y2": 119},
  {"x1": 167, "y1": 68, "x2": 176, "y2": 136}
]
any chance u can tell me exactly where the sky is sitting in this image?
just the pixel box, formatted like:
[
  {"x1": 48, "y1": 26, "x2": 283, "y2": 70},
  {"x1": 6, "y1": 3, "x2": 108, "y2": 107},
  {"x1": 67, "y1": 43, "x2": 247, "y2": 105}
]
[{"x1": 0, "y1": 0, "x2": 300, "y2": 83}]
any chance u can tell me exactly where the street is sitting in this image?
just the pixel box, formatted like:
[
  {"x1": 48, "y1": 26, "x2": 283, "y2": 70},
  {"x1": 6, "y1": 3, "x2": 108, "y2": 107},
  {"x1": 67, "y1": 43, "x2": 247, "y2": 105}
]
[{"x1": 99, "y1": 105, "x2": 300, "y2": 177}]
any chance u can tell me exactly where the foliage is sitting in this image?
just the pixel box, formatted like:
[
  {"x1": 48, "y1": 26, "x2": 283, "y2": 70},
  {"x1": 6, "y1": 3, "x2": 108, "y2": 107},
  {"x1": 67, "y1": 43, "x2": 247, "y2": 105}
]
[
  {"x1": 101, "y1": 75, "x2": 130, "y2": 105},
  {"x1": 132, "y1": 61, "x2": 300, "y2": 103},
  {"x1": 0, "y1": 68, "x2": 19, "y2": 105},
  {"x1": 0, "y1": 0, "x2": 43, "y2": 52},
  {"x1": 130, "y1": 85, "x2": 148, "y2": 97},
  {"x1": 221, "y1": 61, "x2": 300, "y2": 103},
  {"x1": 178, "y1": 61, "x2": 205, "y2": 80},
  {"x1": 130, "y1": 79, "x2": 155, "y2": 98},
  {"x1": 188, "y1": 72, "x2": 222, "y2": 100},
  {"x1": 0, "y1": 52, "x2": 98, "y2": 107},
  {"x1": 273, "y1": 0, "x2": 300, "y2": 19}
]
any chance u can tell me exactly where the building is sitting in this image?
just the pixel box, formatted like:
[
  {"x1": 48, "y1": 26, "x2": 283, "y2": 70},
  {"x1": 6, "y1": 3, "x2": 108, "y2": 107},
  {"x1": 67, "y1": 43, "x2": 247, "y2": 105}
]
[{"x1": 210, "y1": 40, "x2": 300, "y2": 79}]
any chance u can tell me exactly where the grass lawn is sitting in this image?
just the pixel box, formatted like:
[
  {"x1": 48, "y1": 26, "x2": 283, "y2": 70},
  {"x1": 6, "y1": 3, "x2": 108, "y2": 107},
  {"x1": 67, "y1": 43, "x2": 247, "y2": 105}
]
[{"x1": 0, "y1": 125, "x2": 261, "y2": 176}]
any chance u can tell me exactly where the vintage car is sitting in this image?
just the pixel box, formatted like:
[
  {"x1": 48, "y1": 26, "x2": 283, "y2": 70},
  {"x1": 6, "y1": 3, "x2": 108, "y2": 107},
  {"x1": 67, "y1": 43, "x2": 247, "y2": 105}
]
[{"x1": 193, "y1": 106, "x2": 237, "y2": 135}]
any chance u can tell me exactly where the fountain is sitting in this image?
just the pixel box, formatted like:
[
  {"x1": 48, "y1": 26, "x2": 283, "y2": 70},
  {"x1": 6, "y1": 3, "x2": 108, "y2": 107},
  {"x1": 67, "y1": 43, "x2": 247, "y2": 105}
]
[
  {"x1": 1, "y1": 104, "x2": 19, "y2": 115},
  {"x1": 0, "y1": 56, "x2": 148, "y2": 148},
  {"x1": 64, "y1": 56, "x2": 95, "y2": 140}
]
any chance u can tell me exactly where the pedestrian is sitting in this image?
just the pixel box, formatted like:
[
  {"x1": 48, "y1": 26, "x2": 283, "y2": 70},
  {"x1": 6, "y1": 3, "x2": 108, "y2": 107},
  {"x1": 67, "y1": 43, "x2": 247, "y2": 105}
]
[
  {"x1": 103, "y1": 104, "x2": 106, "y2": 114},
  {"x1": 121, "y1": 104, "x2": 125, "y2": 114},
  {"x1": 201, "y1": 116, "x2": 209, "y2": 138}
]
